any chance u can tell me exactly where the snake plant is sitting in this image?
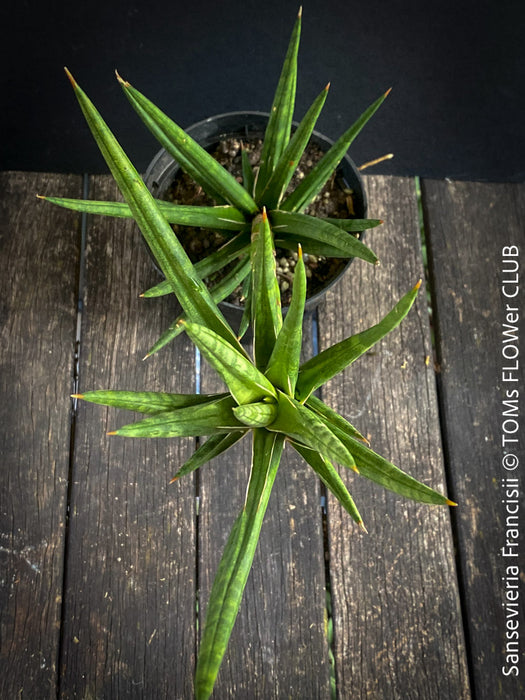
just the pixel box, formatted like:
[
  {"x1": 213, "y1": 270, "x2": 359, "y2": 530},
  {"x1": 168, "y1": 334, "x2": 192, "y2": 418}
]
[
  {"x1": 41, "y1": 7, "x2": 389, "y2": 352},
  {"x1": 41, "y1": 9, "x2": 455, "y2": 698},
  {"x1": 58, "y1": 67, "x2": 454, "y2": 694}
]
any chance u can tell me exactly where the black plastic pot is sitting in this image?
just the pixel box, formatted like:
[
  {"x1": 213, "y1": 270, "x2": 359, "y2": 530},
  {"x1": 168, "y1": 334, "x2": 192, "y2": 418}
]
[{"x1": 144, "y1": 111, "x2": 367, "y2": 327}]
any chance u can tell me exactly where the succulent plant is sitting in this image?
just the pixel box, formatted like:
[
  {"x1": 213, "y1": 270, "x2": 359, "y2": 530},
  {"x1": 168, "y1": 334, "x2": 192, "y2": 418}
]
[
  {"x1": 55, "y1": 71, "x2": 453, "y2": 691},
  {"x1": 40, "y1": 8, "x2": 455, "y2": 698},
  {"x1": 41, "y1": 7, "x2": 389, "y2": 352}
]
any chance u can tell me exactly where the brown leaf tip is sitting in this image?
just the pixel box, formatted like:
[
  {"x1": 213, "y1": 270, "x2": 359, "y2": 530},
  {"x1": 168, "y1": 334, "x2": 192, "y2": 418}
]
[
  {"x1": 107, "y1": 431, "x2": 118, "y2": 436},
  {"x1": 298, "y1": 6, "x2": 303, "y2": 18},
  {"x1": 71, "y1": 393, "x2": 84, "y2": 399},
  {"x1": 358, "y1": 521, "x2": 368, "y2": 534},
  {"x1": 447, "y1": 499, "x2": 458, "y2": 507},
  {"x1": 414, "y1": 279, "x2": 423, "y2": 291},
  {"x1": 384, "y1": 87, "x2": 393, "y2": 98},
  {"x1": 64, "y1": 67, "x2": 77, "y2": 88},
  {"x1": 115, "y1": 70, "x2": 131, "y2": 88}
]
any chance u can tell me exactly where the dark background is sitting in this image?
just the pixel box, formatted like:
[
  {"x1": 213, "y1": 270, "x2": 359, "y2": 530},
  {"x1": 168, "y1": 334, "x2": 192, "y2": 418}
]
[{"x1": 1, "y1": 0, "x2": 524, "y2": 181}]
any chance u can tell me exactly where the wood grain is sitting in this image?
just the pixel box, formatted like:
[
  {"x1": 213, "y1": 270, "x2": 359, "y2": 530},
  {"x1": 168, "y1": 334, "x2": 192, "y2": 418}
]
[
  {"x1": 422, "y1": 179, "x2": 525, "y2": 700},
  {"x1": 59, "y1": 176, "x2": 197, "y2": 698},
  {"x1": 319, "y1": 175, "x2": 470, "y2": 699},
  {"x1": 198, "y1": 319, "x2": 332, "y2": 698},
  {"x1": 0, "y1": 172, "x2": 82, "y2": 698}
]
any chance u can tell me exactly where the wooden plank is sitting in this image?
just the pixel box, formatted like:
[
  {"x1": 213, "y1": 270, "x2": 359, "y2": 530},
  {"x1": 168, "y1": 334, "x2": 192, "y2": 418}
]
[
  {"x1": 422, "y1": 179, "x2": 525, "y2": 700},
  {"x1": 0, "y1": 172, "x2": 82, "y2": 698},
  {"x1": 59, "y1": 176, "x2": 197, "y2": 698},
  {"x1": 198, "y1": 319, "x2": 332, "y2": 697},
  {"x1": 319, "y1": 175, "x2": 470, "y2": 698}
]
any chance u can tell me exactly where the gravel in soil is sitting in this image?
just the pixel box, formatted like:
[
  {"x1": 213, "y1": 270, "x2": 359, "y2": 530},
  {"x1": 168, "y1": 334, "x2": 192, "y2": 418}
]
[{"x1": 164, "y1": 136, "x2": 360, "y2": 307}]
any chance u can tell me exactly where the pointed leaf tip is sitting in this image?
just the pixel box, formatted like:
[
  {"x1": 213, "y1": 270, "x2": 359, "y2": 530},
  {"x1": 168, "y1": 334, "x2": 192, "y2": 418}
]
[
  {"x1": 169, "y1": 476, "x2": 179, "y2": 484},
  {"x1": 71, "y1": 393, "x2": 84, "y2": 399},
  {"x1": 107, "y1": 431, "x2": 117, "y2": 436},
  {"x1": 64, "y1": 67, "x2": 77, "y2": 88},
  {"x1": 385, "y1": 87, "x2": 393, "y2": 97},
  {"x1": 414, "y1": 279, "x2": 423, "y2": 291},
  {"x1": 447, "y1": 499, "x2": 458, "y2": 507},
  {"x1": 358, "y1": 521, "x2": 368, "y2": 534},
  {"x1": 36, "y1": 194, "x2": 46, "y2": 200},
  {"x1": 298, "y1": 5, "x2": 303, "y2": 17}
]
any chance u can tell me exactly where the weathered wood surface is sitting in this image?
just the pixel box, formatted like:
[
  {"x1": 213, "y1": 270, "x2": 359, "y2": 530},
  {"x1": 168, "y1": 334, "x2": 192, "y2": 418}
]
[
  {"x1": 0, "y1": 172, "x2": 82, "y2": 698},
  {"x1": 1, "y1": 170, "x2": 522, "y2": 699},
  {"x1": 319, "y1": 175, "x2": 470, "y2": 699},
  {"x1": 422, "y1": 179, "x2": 525, "y2": 700}
]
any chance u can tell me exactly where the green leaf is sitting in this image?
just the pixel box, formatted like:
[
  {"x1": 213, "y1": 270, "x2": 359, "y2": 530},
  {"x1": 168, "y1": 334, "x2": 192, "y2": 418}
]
[
  {"x1": 258, "y1": 83, "x2": 329, "y2": 208},
  {"x1": 118, "y1": 75, "x2": 259, "y2": 216},
  {"x1": 274, "y1": 235, "x2": 362, "y2": 259},
  {"x1": 296, "y1": 281, "x2": 422, "y2": 402},
  {"x1": 270, "y1": 210, "x2": 378, "y2": 264},
  {"x1": 142, "y1": 233, "x2": 250, "y2": 298},
  {"x1": 195, "y1": 430, "x2": 285, "y2": 700},
  {"x1": 108, "y1": 395, "x2": 243, "y2": 438},
  {"x1": 291, "y1": 441, "x2": 365, "y2": 529},
  {"x1": 74, "y1": 389, "x2": 228, "y2": 413},
  {"x1": 233, "y1": 401, "x2": 278, "y2": 428},
  {"x1": 144, "y1": 257, "x2": 250, "y2": 358},
  {"x1": 255, "y1": 8, "x2": 302, "y2": 198},
  {"x1": 334, "y1": 429, "x2": 454, "y2": 505},
  {"x1": 305, "y1": 394, "x2": 368, "y2": 443},
  {"x1": 267, "y1": 391, "x2": 357, "y2": 472},
  {"x1": 265, "y1": 244, "x2": 306, "y2": 395},
  {"x1": 241, "y1": 145, "x2": 255, "y2": 196},
  {"x1": 64, "y1": 69, "x2": 245, "y2": 356},
  {"x1": 170, "y1": 431, "x2": 246, "y2": 482},
  {"x1": 323, "y1": 217, "x2": 383, "y2": 232},
  {"x1": 39, "y1": 195, "x2": 247, "y2": 230},
  {"x1": 251, "y1": 210, "x2": 283, "y2": 369},
  {"x1": 237, "y1": 275, "x2": 252, "y2": 340},
  {"x1": 281, "y1": 89, "x2": 391, "y2": 213},
  {"x1": 181, "y1": 321, "x2": 277, "y2": 405}
]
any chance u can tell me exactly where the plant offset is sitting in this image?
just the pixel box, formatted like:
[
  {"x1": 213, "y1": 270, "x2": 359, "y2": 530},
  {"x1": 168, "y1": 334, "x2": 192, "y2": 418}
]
[{"x1": 43, "y1": 8, "x2": 455, "y2": 699}]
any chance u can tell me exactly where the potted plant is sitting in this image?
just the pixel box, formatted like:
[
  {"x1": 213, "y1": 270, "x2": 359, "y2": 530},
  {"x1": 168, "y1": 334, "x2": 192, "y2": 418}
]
[
  {"x1": 41, "y1": 8, "x2": 455, "y2": 699},
  {"x1": 42, "y1": 8, "x2": 387, "y2": 346},
  {"x1": 141, "y1": 108, "x2": 371, "y2": 331}
]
